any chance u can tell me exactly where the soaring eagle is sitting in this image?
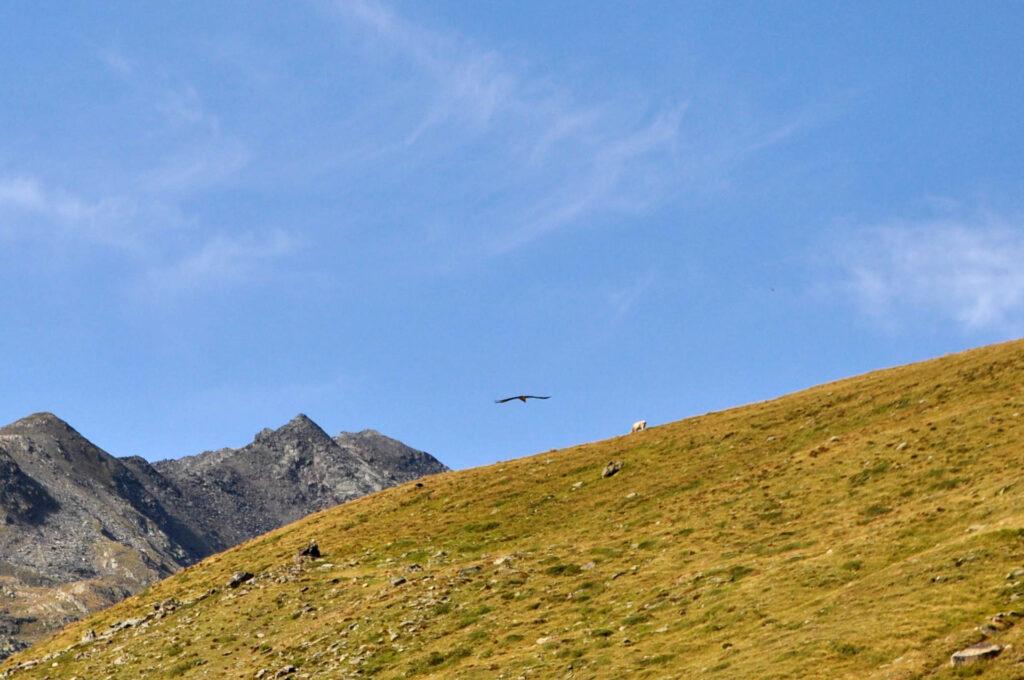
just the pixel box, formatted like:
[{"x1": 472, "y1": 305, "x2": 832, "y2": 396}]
[{"x1": 495, "y1": 395, "x2": 550, "y2": 404}]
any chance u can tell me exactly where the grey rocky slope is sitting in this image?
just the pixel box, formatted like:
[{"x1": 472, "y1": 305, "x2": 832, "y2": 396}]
[
  {"x1": 333, "y1": 428, "x2": 448, "y2": 485},
  {"x1": 0, "y1": 412, "x2": 446, "y2": 659}
]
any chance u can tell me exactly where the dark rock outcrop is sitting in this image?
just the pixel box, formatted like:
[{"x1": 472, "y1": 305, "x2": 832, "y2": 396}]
[
  {"x1": 602, "y1": 460, "x2": 623, "y2": 478},
  {"x1": 0, "y1": 447, "x2": 58, "y2": 526}
]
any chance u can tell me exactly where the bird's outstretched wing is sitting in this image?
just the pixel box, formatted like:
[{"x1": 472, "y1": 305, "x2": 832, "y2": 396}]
[{"x1": 495, "y1": 395, "x2": 551, "y2": 403}]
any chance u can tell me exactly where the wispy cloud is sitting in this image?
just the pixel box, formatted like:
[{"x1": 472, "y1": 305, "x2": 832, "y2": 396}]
[
  {"x1": 142, "y1": 230, "x2": 299, "y2": 295},
  {"x1": 0, "y1": 47, "x2": 265, "y2": 294},
  {"x1": 329, "y1": 0, "x2": 799, "y2": 259},
  {"x1": 0, "y1": 176, "x2": 138, "y2": 250},
  {"x1": 836, "y1": 215, "x2": 1024, "y2": 331},
  {"x1": 608, "y1": 271, "x2": 658, "y2": 326},
  {"x1": 141, "y1": 140, "x2": 252, "y2": 194}
]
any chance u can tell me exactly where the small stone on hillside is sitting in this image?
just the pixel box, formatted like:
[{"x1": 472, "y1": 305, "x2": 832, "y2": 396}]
[
  {"x1": 228, "y1": 571, "x2": 254, "y2": 588},
  {"x1": 153, "y1": 597, "x2": 178, "y2": 613},
  {"x1": 1007, "y1": 568, "x2": 1024, "y2": 581},
  {"x1": 571, "y1": 481, "x2": 584, "y2": 490},
  {"x1": 602, "y1": 461, "x2": 623, "y2": 478},
  {"x1": 951, "y1": 642, "x2": 1002, "y2": 666},
  {"x1": 298, "y1": 541, "x2": 320, "y2": 559},
  {"x1": 275, "y1": 665, "x2": 297, "y2": 678},
  {"x1": 391, "y1": 577, "x2": 407, "y2": 587},
  {"x1": 896, "y1": 441, "x2": 909, "y2": 451}
]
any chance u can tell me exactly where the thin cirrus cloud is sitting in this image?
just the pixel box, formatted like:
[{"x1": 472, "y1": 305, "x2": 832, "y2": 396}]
[
  {"x1": 328, "y1": 0, "x2": 801, "y2": 260},
  {"x1": 0, "y1": 175, "x2": 137, "y2": 251},
  {"x1": 0, "y1": 48, "x2": 282, "y2": 295},
  {"x1": 608, "y1": 270, "x2": 658, "y2": 327},
  {"x1": 837, "y1": 217, "x2": 1024, "y2": 331},
  {"x1": 0, "y1": 171, "x2": 294, "y2": 296},
  {"x1": 141, "y1": 230, "x2": 300, "y2": 296},
  {"x1": 2, "y1": 2, "x2": 809, "y2": 295}
]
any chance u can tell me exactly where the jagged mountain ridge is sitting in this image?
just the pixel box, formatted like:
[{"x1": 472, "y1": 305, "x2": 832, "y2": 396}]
[
  {"x1": 0, "y1": 413, "x2": 446, "y2": 659},
  {"x1": 151, "y1": 415, "x2": 403, "y2": 549}
]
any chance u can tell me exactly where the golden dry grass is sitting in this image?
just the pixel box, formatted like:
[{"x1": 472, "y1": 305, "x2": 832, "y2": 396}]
[{"x1": 5, "y1": 339, "x2": 1024, "y2": 679}]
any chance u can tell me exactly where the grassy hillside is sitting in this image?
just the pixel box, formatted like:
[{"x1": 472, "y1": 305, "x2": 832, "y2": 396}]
[{"x1": 5, "y1": 340, "x2": 1024, "y2": 679}]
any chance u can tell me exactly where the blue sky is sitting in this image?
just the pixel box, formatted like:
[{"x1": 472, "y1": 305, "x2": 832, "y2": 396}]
[{"x1": 1, "y1": 1, "x2": 1022, "y2": 468}]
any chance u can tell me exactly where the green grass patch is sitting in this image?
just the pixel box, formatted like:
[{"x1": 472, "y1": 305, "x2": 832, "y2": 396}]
[{"x1": 545, "y1": 563, "x2": 583, "y2": 577}]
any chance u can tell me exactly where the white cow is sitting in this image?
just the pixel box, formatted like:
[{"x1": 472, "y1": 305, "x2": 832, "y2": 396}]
[{"x1": 631, "y1": 420, "x2": 647, "y2": 434}]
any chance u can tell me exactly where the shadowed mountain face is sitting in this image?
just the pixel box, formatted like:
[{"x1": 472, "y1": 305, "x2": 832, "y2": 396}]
[{"x1": 0, "y1": 413, "x2": 445, "y2": 659}]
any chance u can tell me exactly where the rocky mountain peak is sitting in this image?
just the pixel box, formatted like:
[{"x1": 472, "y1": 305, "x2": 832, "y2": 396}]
[
  {"x1": 0, "y1": 412, "x2": 80, "y2": 438},
  {"x1": 254, "y1": 413, "x2": 332, "y2": 449}
]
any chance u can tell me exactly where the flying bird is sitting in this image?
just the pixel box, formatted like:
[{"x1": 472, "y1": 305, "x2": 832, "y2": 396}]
[{"x1": 495, "y1": 395, "x2": 550, "y2": 404}]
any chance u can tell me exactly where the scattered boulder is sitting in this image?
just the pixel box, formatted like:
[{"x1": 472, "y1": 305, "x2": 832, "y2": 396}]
[
  {"x1": 978, "y1": 623, "x2": 1000, "y2": 636},
  {"x1": 1007, "y1": 568, "x2": 1024, "y2": 581},
  {"x1": 602, "y1": 461, "x2": 623, "y2": 478},
  {"x1": 109, "y1": 617, "x2": 143, "y2": 631},
  {"x1": 275, "y1": 665, "x2": 297, "y2": 678},
  {"x1": 951, "y1": 642, "x2": 1002, "y2": 666},
  {"x1": 980, "y1": 611, "x2": 1022, "y2": 636},
  {"x1": 228, "y1": 571, "x2": 254, "y2": 589},
  {"x1": 298, "y1": 541, "x2": 320, "y2": 559},
  {"x1": 391, "y1": 577, "x2": 407, "y2": 587},
  {"x1": 153, "y1": 598, "x2": 178, "y2": 612}
]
